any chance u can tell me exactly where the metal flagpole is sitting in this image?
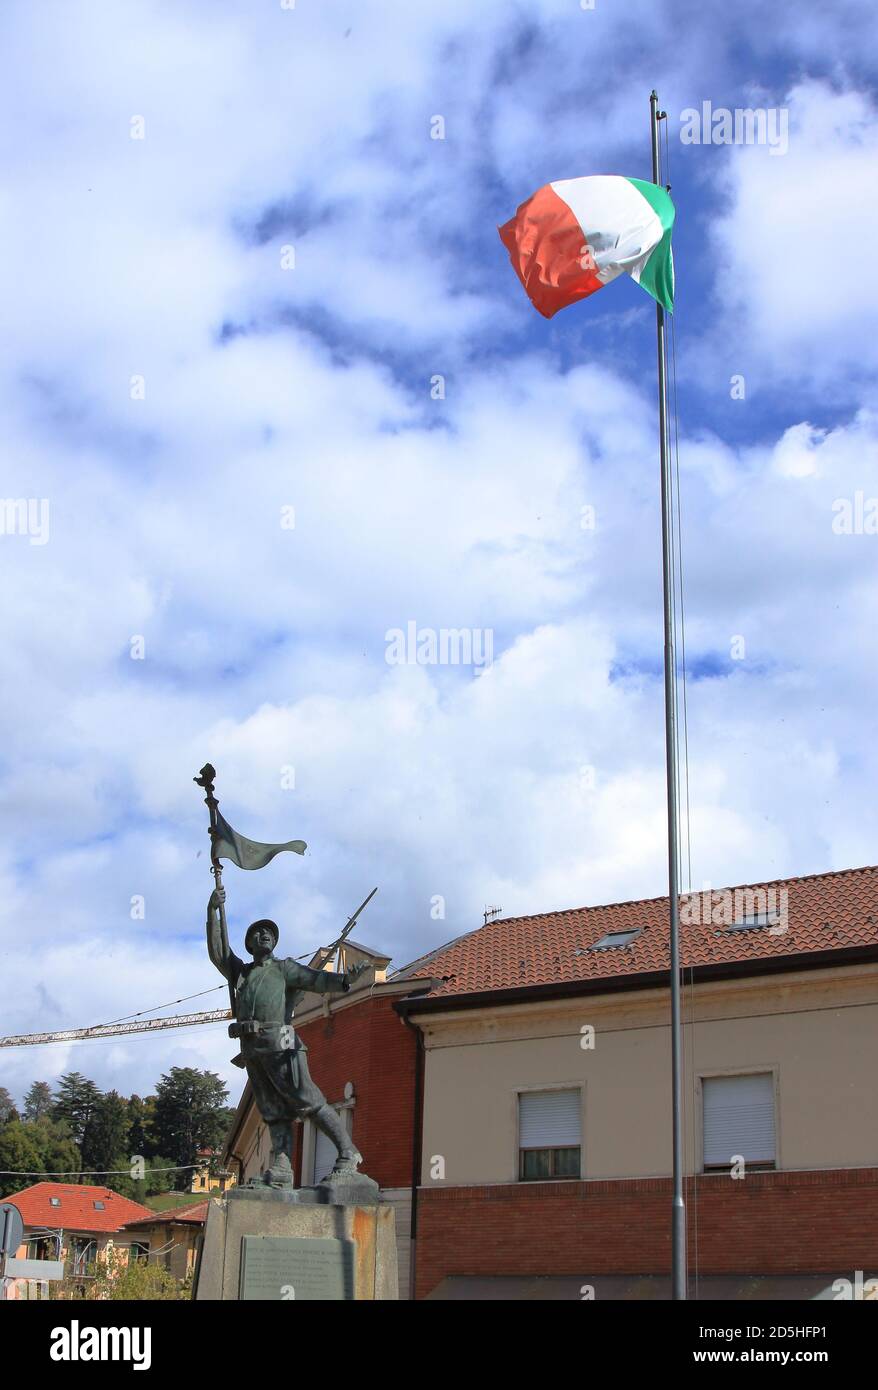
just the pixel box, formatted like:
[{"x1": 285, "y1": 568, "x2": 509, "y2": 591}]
[{"x1": 650, "y1": 89, "x2": 687, "y2": 1301}]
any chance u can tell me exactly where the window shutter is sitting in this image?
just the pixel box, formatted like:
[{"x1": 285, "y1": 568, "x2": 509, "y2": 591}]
[
  {"x1": 519, "y1": 1089, "x2": 581, "y2": 1148},
  {"x1": 703, "y1": 1073, "x2": 775, "y2": 1166},
  {"x1": 313, "y1": 1123, "x2": 338, "y2": 1183}
]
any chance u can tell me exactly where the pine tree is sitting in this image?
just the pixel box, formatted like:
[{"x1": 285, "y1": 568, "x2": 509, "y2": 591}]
[
  {"x1": 126, "y1": 1094, "x2": 155, "y2": 1158},
  {"x1": 52, "y1": 1073, "x2": 102, "y2": 1171},
  {"x1": 23, "y1": 1081, "x2": 53, "y2": 1122},
  {"x1": 80, "y1": 1090, "x2": 131, "y2": 1182},
  {"x1": 152, "y1": 1068, "x2": 229, "y2": 1190}
]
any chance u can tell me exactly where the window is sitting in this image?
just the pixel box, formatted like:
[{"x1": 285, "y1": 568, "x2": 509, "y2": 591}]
[
  {"x1": 127, "y1": 1242, "x2": 149, "y2": 1264},
  {"x1": 27, "y1": 1235, "x2": 59, "y2": 1261},
  {"x1": 93, "y1": 1201, "x2": 105, "y2": 1210},
  {"x1": 702, "y1": 1073, "x2": 776, "y2": 1171},
  {"x1": 518, "y1": 1089, "x2": 581, "y2": 1181},
  {"x1": 310, "y1": 1107, "x2": 351, "y2": 1184},
  {"x1": 727, "y1": 913, "x2": 774, "y2": 931},
  {"x1": 586, "y1": 929, "x2": 641, "y2": 951},
  {"x1": 49, "y1": 1197, "x2": 61, "y2": 1207},
  {"x1": 70, "y1": 1237, "x2": 97, "y2": 1278}
]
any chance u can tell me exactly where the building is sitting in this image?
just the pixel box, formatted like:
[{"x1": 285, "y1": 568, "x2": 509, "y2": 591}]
[
  {"x1": 190, "y1": 1150, "x2": 236, "y2": 1195},
  {"x1": 2, "y1": 1183, "x2": 154, "y2": 1299},
  {"x1": 223, "y1": 865, "x2": 878, "y2": 1299},
  {"x1": 399, "y1": 864, "x2": 878, "y2": 1298},
  {"x1": 119, "y1": 1200, "x2": 208, "y2": 1281}
]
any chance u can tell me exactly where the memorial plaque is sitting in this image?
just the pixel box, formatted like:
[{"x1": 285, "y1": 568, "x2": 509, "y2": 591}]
[{"x1": 239, "y1": 1235, "x2": 355, "y2": 1301}]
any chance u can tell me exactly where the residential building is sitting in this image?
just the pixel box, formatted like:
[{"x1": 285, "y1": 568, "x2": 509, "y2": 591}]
[
  {"x1": 398, "y1": 865, "x2": 878, "y2": 1297},
  {"x1": 190, "y1": 1149, "x2": 235, "y2": 1195},
  {"x1": 119, "y1": 1200, "x2": 207, "y2": 1280},
  {"x1": 2, "y1": 1183, "x2": 154, "y2": 1299}
]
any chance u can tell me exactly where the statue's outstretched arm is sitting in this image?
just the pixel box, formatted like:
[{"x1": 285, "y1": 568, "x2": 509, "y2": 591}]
[{"x1": 284, "y1": 958, "x2": 369, "y2": 994}]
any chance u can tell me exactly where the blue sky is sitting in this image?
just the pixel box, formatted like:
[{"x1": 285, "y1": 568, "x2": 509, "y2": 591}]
[{"x1": 1, "y1": 0, "x2": 877, "y2": 1103}]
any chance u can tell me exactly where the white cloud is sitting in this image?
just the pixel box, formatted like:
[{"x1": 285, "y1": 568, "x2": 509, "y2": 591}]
[
  {"x1": 710, "y1": 80, "x2": 878, "y2": 390},
  {"x1": 2, "y1": 2, "x2": 878, "y2": 1107}
]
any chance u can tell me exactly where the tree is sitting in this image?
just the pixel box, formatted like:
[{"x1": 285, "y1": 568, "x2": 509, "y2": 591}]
[
  {"x1": 112, "y1": 1154, "x2": 177, "y2": 1203},
  {"x1": 126, "y1": 1094, "x2": 156, "y2": 1159},
  {"x1": 32, "y1": 1119, "x2": 81, "y2": 1185},
  {"x1": 81, "y1": 1091, "x2": 130, "y2": 1181},
  {"x1": 23, "y1": 1081, "x2": 53, "y2": 1122},
  {"x1": 0, "y1": 1087, "x2": 17, "y2": 1124},
  {"x1": 152, "y1": 1068, "x2": 229, "y2": 1190},
  {"x1": 0, "y1": 1116, "x2": 82, "y2": 1198},
  {"x1": 0, "y1": 1120, "x2": 44, "y2": 1197},
  {"x1": 52, "y1": 1072, "x2": 102, "y2": 1161}
]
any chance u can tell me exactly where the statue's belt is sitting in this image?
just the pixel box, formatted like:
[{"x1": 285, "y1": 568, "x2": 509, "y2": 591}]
[{"x1": 228, "y1": 1019, "x2": 296, "y2": 1046}]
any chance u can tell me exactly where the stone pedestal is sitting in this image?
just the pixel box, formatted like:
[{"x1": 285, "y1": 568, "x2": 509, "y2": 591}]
[{"x1": 194, "y1": 1184, "x2": 398, "y2": 1301}]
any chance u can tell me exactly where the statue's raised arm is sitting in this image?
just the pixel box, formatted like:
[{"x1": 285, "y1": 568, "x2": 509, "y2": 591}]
[{"x1": 206, "y1": 885, "x2": 240, "y2": 984}]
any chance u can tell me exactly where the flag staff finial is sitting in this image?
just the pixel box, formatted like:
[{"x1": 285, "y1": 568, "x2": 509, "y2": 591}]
[{"x1": 650, "y1": 88, "x2": 687, "y2": 1302}]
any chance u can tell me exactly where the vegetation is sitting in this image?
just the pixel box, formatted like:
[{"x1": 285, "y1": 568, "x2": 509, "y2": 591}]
[
  {"x1": 0, "y1": 1068, "x2": 233, "y2": 1199},
  {"x1": 142, "y1": 1190, "x2": 203, "y2": 1212},
  {"x1": 52, "y1": 1246, "x2": 192, "y2": 1301}
]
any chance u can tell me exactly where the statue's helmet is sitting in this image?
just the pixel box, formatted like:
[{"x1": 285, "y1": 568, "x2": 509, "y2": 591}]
[{"x1": 245, "y1": 919, "x2": 279, "y2": 952}]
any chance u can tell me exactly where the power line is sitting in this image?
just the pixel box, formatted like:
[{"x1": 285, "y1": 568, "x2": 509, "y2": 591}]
[
  {"x1": 0, "y1": 1163, "x2": 204, "y2": 1177},
  {"x1": 93, "y1": 985, "x2": 228, "y2": 1029}
]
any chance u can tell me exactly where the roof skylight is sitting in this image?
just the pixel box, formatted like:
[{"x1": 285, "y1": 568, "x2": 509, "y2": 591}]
[{"x1": 587, "y1": 928, "x2": 642, "y2": 951}]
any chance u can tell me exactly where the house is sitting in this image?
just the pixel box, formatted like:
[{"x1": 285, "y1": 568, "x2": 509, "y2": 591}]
[
  {"x1": 2, "y1": 1183, "x2": 154, "y2": 1299},
  {"x1": 119, "y1": 1200, "x2": 208, "y2": 1281},
  {"x1": 190, "y1": 1149, "x2": 235, "y2": 1195},
  {"x1": 398, "y1": 864, "x2": 878, "y2": 1298},
  {"x1": 221, "y1": 864, "x2": 878, "y2": 1299}
]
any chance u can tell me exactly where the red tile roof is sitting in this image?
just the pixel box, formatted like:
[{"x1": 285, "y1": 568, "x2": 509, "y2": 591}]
[
  {"x1": 121, "y1": 1200, "x2": 208, "y2": 1229},
  {"x1": 401, "y1": 865, "x2": 878, "y2": 999},
  {"x1": 6, "y1": 1183, "x2": 154, "y2": 1233}
]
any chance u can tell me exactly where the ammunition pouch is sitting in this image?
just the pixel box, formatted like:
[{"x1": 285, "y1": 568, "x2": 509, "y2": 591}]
[{"x1": 228, "y1": 1019, "x2": 261, "y2": 1039}]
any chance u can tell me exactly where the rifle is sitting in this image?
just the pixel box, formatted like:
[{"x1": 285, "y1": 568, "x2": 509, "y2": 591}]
[{"x1": 312, "y1": 886, "x2": 378, "y2": 972}]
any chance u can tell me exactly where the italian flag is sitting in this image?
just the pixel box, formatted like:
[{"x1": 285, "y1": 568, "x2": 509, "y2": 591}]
[{"x1": 499, "y1": 175, "x2": 675, "y2": 318}]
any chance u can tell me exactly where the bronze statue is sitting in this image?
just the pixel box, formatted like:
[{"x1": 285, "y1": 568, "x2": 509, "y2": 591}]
[
  {"x1": 195, "y1": 764, "x2": 374, "y2": 1189},
  {"x1": 206, "y1": 887, "x2": 368, "y2": 1187}
]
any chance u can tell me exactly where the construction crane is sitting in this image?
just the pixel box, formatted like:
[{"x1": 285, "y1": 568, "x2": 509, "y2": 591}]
[
  {"x1": 0, "y1": 888, "x2": 381, "y2": 1050},
  {"x1": 0, "y1": 1009, "x2": 232, "y2": 1049}
]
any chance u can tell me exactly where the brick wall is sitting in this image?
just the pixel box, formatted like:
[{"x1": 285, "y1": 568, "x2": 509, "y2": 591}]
[
  {"x1": 415, "y1": 1167, "x2": 878, "y2": 1298},
  {"x1": 292, "y1": 994, "x2": 418, "y2": 1191}
]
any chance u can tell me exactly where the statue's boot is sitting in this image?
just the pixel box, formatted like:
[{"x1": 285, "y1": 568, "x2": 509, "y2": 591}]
[
  {"x1": 312, "y1": 1102, "x2": 363, "y2": 1179},
  {"x1": 264, "y1": 1121, "x2": 295, "y2": 1187}
]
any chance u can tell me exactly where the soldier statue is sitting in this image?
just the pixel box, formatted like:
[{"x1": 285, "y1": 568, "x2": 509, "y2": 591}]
[{"x1": 206, "y1": 886, "x2": 369, "y2": 1187}]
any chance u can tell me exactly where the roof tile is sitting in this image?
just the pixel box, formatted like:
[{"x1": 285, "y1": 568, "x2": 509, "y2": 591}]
[
  {"x1": 120, "y1": 1200, "x2": 208, "y2": 1228},
  {"x1": 406, "y1": 865, "x2": 878, "y2": 998},
  {"x1": 6, "y1": 1183, "x2": 154, "y2": 1233}
]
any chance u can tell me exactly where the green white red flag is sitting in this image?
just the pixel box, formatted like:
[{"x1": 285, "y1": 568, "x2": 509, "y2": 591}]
[{"x1": 499, "y1": 174, "x2": 675, "y2": 318}]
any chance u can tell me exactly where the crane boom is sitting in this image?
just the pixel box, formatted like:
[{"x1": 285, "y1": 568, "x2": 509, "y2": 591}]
[{"x1": 0, "y1": 1008, "x2": 232, "y2": 1048}]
